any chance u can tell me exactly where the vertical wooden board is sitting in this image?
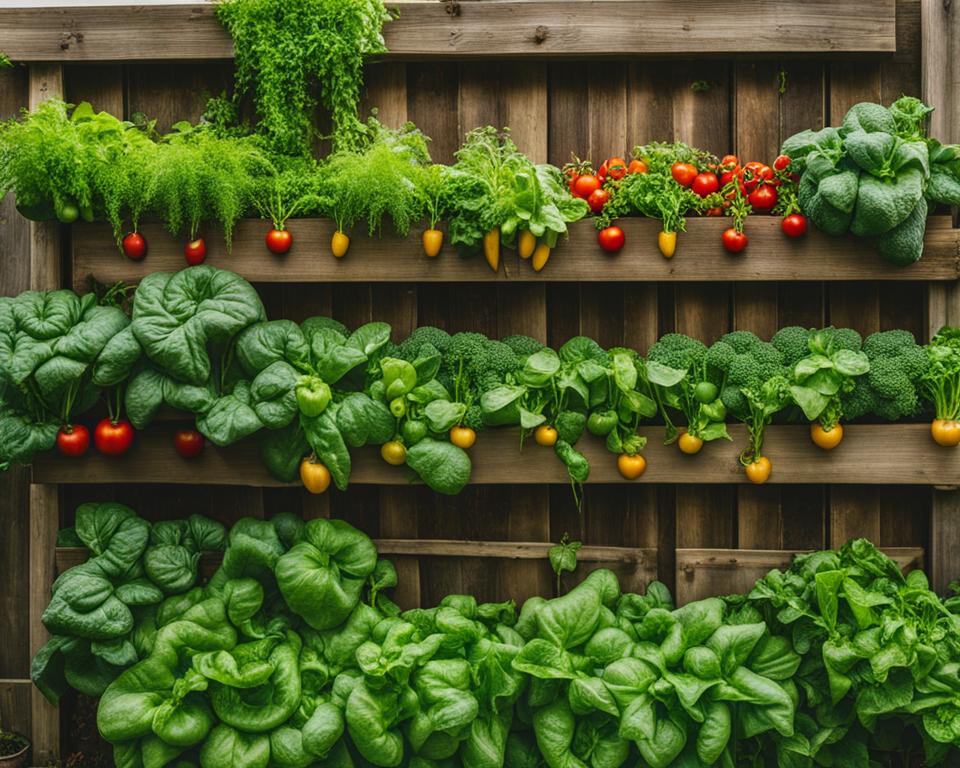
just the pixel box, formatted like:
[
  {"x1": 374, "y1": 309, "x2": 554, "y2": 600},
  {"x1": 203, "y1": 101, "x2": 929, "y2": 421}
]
[
  {"x1": 406, "y1": 59, "x2": 481, "y2": 608},
  {"x1": 492, "y1": 62, "x2": 551, "y2": 604},
  {"x1": 780, "y1": 487, "x2": 826, "y2": 550},
  {"x1": 65, "y1": 64, "x2": 124, "y2": 115},
  {"x1": 778, "y1": 61, "x2": 826, "y2": 139},
  {"x1": 587, "y1": 62, "x2": 627, "y2": 160},
  {"x1": 0, "y1": 64, "x2": 30, "y2": 683},
  {"x1": 406, "y1": 63, "x2": 460, "y2": 165},
  {"x1": 626, "y1": 62, "x2": 675, "y2": 145},
  {"x1": 547, "y1": 61, "x2": 589, "y2": 167},
  {"x1": 881, "y1": 0, "x2": 922, "y2": 104},
  {"x1": 0, "y1": 681, "x2": 31, "y2": 748},
  {"x1": 923, "y1": 0, "x2": 960, "y2": 592},
  {"x1": 30, "y1": 485, "x2": 59, "y2": 763},
  {"x1": 879, "y1": 486, "x2": 930, "y2": 548},
  {"x1": 826, "y1": 54, "x2": 882, "y2": 549},
  {"x1": 279, "y1": 283, "x2": 333, "y2": 324},
  {"x1": 361, "y1": 62, "x2": 408, "y2": 128},
  {"x1": 127, "y1": 62, "x2": 233, "y2": 132}
]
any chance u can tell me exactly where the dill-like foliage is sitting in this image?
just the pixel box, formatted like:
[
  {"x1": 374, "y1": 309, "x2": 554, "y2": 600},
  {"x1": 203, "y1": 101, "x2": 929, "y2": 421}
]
[
  {"x1": 324, "y1": 118, "x2": 431, "y2": 236},
  {"x1": 216, "y1": 0, "x2": 392, "y2": 156}
]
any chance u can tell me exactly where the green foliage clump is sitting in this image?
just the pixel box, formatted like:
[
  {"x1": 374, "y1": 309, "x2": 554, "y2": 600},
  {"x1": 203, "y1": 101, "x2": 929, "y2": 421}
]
[
  {"x1": 216, "y1": 0, "x2": 392, "y2": 155},
  {"x1": 324, "y1": 118, "x2": 432, "y2": 236},
  {"x1": 771, "y1": 326, "x2": 815, "y2": 368},
  {"x1": 646, "y1": 333, "x2": 708, "y2": 373},
  {"x1": 711, "y1": 333, "x2": 785, "y2": 420},
  {"x1": 395, "y1": 326, "x2": 452, "y2": 361},
  {"x1": 502, "y1": 334, "x2": 545, "y2": 360},
  {"x1": 843, "y1": 330, "x2": 929, "y2": 420}
]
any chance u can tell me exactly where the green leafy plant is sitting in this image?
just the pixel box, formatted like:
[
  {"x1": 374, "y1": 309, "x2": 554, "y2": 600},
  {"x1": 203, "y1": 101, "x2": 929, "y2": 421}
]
[
  {"x1": 547, "y1": 534, "x2": 581, "y2": 594},
  {"x1": 324, "y1": 118, "x2": 432, "y2": 238},
  {"x1": 216, "y1": 0, "x2": 392, "y2": 155}
]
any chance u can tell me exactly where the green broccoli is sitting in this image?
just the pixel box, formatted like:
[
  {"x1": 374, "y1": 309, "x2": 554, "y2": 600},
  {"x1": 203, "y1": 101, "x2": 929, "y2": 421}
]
[
  {"x1": 396, "y1": 326, "x2": 452, "y2": 360},
  {"x1": 771, "y1": 326, "x2": 813, "y2": 368},
  {"x1": 442, "y1": 331, "x2": 492, "y2": 405},
  {"x1": 646, "y1": 333, "x2": 708, "y2": 372},
  {"x1": 843, "y1": 330, "x2": 928, "y2": 421},
  {"x1": 502, "y1": 334, "x2": 545, "y2": 359},
  {"x1": 711, "y1": 333, "x2": 786, "y2": 421},
  {"x1": 477, "y1": 340, "x2": 520, "y2": 392},
  {"x1": 822, "y1": 326, "x2": 863, "y2": 353}
]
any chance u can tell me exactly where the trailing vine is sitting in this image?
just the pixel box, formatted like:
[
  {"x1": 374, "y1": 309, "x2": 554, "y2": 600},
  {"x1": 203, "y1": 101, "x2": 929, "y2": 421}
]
[{"x1": 215, "y1": 0, "x2": 392, "y2": 156}]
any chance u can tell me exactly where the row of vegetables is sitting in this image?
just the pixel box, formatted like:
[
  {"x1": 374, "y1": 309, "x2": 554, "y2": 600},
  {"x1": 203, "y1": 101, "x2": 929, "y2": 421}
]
[
  {"x1": 2, "y1": 96, "x2": 958, "y2": 270},
  {"x1": 36, "y1": 503, "x2": 960, "y2": 768},
  {"x1": 3, "y1": 265, "x2": 960, "y2": 494}
]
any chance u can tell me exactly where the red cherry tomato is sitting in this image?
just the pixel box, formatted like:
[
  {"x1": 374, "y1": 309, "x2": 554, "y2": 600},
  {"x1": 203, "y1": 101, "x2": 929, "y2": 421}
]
[
  {"x1": 605, "y1": 157, "x2": 627, "y2": 181},
  {"x1": 587, "y1": 188, "x2": 610, "y2": 213},
  {"x1": 773, "y1": 154, "x2": 792, "y2": 171},
  {"x1": 266, "y1": 228, "x2": 293, "y2": 255},
  {"x1": 705, "y1": 207, "x2": 724, "y2": 217},
  {"x1": 719, "y1": 169, "x2": 738, "y2": 187},
  {"x1": 173, "y1": 428, "x2": 205, "y2": 458},
  {"x1": 57, "y1": 424, "x2": 90, "y2": 457},
  {"x1": 627, "y1": 159, "x2": 648, "y2": 174},
  {"x1": 757, "y1": 165, "x2": 774, "y2": 181},
  {"x1": 748, "y1": 185, "x2": 778, "y2": 212},
  {"x1": 573, "y1": 174, "x2": 601, "y2": 199},
  {"x1": 691, "y1": 172, "x2": 720, "y2": 198},
  {"x1": 597, "y1": 226, "x2": 625, "y2": 253},
  {"x1": 184, "y1": 238, "x2": 206, "y2": 265},
  {"x1": 720, "y1": 154, "x2": 739, "y2": 167},
  {"x1": 722, "y1": 228, "x2": 749, "y2": 254},
  {"x1": 567, "y1": 173, "x2": 580, "y2": 194},
  {"x1": 781, "y1": 213, "x2": 808, "y2": 238},
  {"x1": 94, "y1": 418, "x2": 135, "y2": 456},
  {"x1": 122, "y1": 232, "x2": 147, "y2": 261},
  {"x1": 671, "y1": 163, "x2": 698, "y2": 187},
  {"x1": 744, "y1": 161, "x2": 764, "y2": 174}
]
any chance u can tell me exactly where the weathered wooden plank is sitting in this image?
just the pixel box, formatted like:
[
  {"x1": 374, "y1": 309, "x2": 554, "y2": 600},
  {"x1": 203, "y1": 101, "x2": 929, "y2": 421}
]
[
  {"x1": 675, "y1": 546, "x2": 924, "y2": 603},
  {"x1": 70, "y1": 217, "x2": 960, "y2": 290},
  {"x1": 0, "y1": 679, "x2": 32, "y2": 750},
  {"x1": 922, "y1": 0, "x2": 960, "y2": 594},
  {"x1": 29, "y1": 485, "x2": 59, "y2": 764},
  {"x1": 0, "y1": 1, "x2": 897, "y2": 62},
  {"x1": 33, "y1": 424, "x2": 960, "y2": 487}
]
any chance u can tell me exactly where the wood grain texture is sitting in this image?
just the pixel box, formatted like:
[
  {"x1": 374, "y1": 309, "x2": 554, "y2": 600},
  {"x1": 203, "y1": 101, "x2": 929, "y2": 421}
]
[
  {"x1": 922, "y1": 0, "x2": 960, "y2": 593},
  {"x1": 29, "y1": 485, "x2": 59, "y2": 764},
  {"x1": 0, "y1": 1, "x2": 897, "y2": 62},
  {"x1": 675, "y1": 546, "x2": 924, "y2": 603},
  {"x1": 70, "y1": 217, "x2": 960, "y2": 289},
  {"x1": 0, "y1": 679, "x2": 32, "y2": 750},
  {"x1": 33, "y1": 424, "x2": 960, "y2": 487}
]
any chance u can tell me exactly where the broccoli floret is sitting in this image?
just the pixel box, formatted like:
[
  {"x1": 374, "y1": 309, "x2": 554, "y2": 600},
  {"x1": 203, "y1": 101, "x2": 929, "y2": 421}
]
[
  {"x1": 646, "y1": 333, "x2": 707, "y2": 371},
  {"x1": 719, "y1": 331, "x2": 762, "y2": 354},
  {"x1": 485, "y1": 340, "x2": 520, "y2": 379},
  {"x1": 463, "y1": 404, "x2": 484, "y2": 432},
  {"x1": 443, "y1": 332, "x2": 492, "y2": 403},
  {"x1": 502, "y1": 334, "x2": 545, "y2": 359},
  {"x1": 709, "y1": 336, "x2": 785, "y2": 421},
  {"x1": 822, "y1": 326, "x2": 863, "y2": 352},
  {"x1": 771, "y1": 327, "x2": 812, "y2": 368},
  {"x1": 706, "y1": 341, "x2": 735, "y2": 376},
  {"x1": 396, "y1": 326, "x2": 452, "y2": 360},
  {"x1": 843, "y1": 329, "x2": 929, "y2": 421}
]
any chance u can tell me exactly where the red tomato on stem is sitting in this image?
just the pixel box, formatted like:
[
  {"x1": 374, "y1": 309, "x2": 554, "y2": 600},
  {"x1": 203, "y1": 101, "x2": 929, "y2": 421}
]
[
  {"x1": 573, "y1": 174, "x2": 601, "y2": 199},
  {"x1": 174, "y1": 428, "x2": 205, "y2": 458},
  {"x1": 605, "y1": 157, "x2": 627, "y2": 181},
  {"x1": 671, "y1": 163, "x2": 698, "y2": 187},
  {"x1": 627, "y1": 159, "x2": 648, "y2": 174},
  {"x1": 94, "y1": 418, "x2": 135, "y2": 455},
  {"x1": 587, "y1": 188, "x2": 610, "y2": 213},
  {"x1": 266, "y1": 228, "x2": 293, "y2": 255},
  {"x1": 720, "y1": 154, "x2": 739, "y2": 167},
  {"x1": 773, "y1": 154, "x2": 792, "y2": 171},
  {"x1": 748, "y1": 185, "x2": 778, "y2": 212},
  {"x1": 691, "y1": 172, "x2": 719, "y2": 198},
  {"x1": 57, "y1": 424, "x2": 90, "y2": 457},
  {"x1": 184, "y1": 238, "x2": 206, "y2": 265},
  {"x1": 781, "y1": 213, "x2": 808, "y2": 238},
  {"x1": 598, "y1": 226, "x2": 625, "y2": 253},
  {"x1": 122, "y1": 232, "x2": 147, "y2": 261},
  {"x1": 722, "y1": 228, "x2": 749, "y2": 254}
]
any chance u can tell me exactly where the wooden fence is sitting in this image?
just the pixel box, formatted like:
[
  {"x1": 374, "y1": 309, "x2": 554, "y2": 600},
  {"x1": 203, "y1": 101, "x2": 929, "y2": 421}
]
[{"x1": 0, "y1": 0, "x2": 958, "y2": 762}]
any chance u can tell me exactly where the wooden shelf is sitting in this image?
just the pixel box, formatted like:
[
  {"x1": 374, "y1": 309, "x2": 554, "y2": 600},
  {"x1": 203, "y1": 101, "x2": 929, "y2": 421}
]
[
  {"x1": 71, "y1": 217, "x2": 960, "y2": 289},
  {"x1": 32, "y1": 423, "x2": 960, "y2": 487},
  {"x1": 1, "y1": 1, "x2": 895, "y2": 62}
]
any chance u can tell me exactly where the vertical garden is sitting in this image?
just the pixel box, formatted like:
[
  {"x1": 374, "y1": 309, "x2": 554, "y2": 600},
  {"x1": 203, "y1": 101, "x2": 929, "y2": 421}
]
[{"x1": 2, "y1": 0, "x2": 960, "y2": 766}]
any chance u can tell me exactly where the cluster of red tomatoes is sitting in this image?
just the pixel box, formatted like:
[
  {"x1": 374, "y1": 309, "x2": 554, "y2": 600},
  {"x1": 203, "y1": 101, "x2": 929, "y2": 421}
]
[
  {"x1": 56, "y1": 421, "x2": 206, "y2": 460},
  {"x1": 565, "y1": 156, "x2": 647, "y2": 254},
  {"x1": 671, "y1": 153, "x2": 808, "y2": 253},
  {"x1": 121, "y1": 228, "x2": 293, "y2": 264}
]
